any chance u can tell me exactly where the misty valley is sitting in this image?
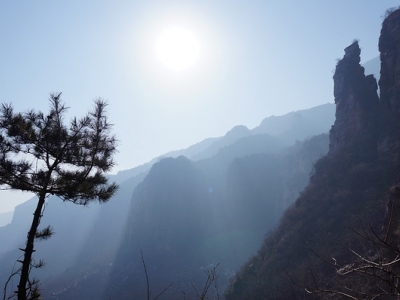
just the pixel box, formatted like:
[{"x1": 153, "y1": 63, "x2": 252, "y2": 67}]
[{"x1": 0, "y1": 101, "x2": 333, "y2": 299}]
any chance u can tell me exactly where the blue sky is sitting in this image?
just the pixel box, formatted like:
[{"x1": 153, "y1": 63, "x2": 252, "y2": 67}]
[{"x1": 0, "y1": 1, "x2": 399, "y2": 211}]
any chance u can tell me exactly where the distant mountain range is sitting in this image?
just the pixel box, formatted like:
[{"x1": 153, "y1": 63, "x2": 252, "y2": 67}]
[
  {"x1": 0, "y1": 33, "x2": 386, "y2": 300},
  {"x1": 0, "y1": 27, "x2": 383, "y2": 299},
  {"x1": 41, "y1": 134, "x2": 330, "y2": 300},
  {"x1": 0, "y1": 100, "x2": 335, "y2": 299}
]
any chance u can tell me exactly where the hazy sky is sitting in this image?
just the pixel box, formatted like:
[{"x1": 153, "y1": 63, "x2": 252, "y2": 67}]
[{"x1": 0, "y1": 1, "x2": 398, "y2": 212}]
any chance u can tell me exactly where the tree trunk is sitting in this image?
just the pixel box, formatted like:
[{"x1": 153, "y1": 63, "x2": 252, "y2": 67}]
[{"x1": 17, "y1": 192, "x2": 46, "y2": 300}]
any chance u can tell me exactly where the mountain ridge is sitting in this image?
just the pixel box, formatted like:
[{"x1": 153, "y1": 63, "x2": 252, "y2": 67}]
[{"x1": 225, "y1": 8, "x2": 400, "y2": 299}]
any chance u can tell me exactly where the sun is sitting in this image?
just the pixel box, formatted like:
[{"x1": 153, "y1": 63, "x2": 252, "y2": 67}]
[{"x1": 155, "y1": 27, "x2": 200, "y2": 71}]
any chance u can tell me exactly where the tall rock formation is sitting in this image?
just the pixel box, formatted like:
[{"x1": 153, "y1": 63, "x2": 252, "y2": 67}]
[
  {"x1": 330, "y1": 9, "x2": 400, "y2": 162},
  {"x1": 378, "y1": 9, "x2": 400, "y2": 159},
  {"x1": 329, "y1": 41, "x2": 379, "y2": 159},
  {"x1": 225, "y1": 8, "x2": 400, "y2": 300}
]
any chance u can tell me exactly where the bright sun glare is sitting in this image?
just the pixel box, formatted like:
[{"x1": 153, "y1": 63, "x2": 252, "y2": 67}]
[{"x1": 155, "y1": 27, "x2": 200, "y2": 71}]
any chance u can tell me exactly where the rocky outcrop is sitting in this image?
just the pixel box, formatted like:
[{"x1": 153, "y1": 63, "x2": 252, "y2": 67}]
[
  {"x1": 329, "y1": 10, "x2": 400, "y2": 161},
  {"x1": 329, "y1": 10, "x2": 400, "y2": 162},
  {"x1": 329, "y1": 41, "x2": 380, "y2": 159},
  {"x1": 379, "y1": 9, "x2": 400, "y2": 112},
  {"x1": 378, "y1": 9, "x2": 400, "y2": 159},
  {"x1": 225, "y1": 11, "x2": 400, "y2": 300}
]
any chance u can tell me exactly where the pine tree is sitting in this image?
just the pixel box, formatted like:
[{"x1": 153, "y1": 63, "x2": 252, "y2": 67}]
[{"x1": 0, "y1": 93, "x2": 118, "y2": 300}]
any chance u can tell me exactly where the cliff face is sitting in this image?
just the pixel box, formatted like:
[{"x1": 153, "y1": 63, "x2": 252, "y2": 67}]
[
  {"x1": 329, "y1": 8, "x2": 400, "y2": 162},
  {"x1": 329, "y1": 10, "x2": 400, "y2": 161},
  {"x1": 329, "y1": 41, "x2": 379, "y2": 159},
  {"x1": 225, "y1": 8, "x2": 400, "y2": 300},
  {"x1": 379, "y1": 9, "x2": 400, "y2": 112},
  {"x1": 378, "y1": 9, "x2": 400, "y2": 158}
]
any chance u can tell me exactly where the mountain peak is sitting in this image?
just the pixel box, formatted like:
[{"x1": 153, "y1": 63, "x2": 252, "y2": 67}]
[
  {"x1": 224, "y1": 125, "x2": 251, "y2": 140},
  {"x1": 343, "y1": 40, "x2": 361, "y2": 62},
  {"x1": 329, "y1": 40, "x2": 379, "y2": 158}
]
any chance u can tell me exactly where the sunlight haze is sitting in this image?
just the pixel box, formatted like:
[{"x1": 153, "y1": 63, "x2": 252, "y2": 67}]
[
  {"x1": 155, "y1": 27, "x2": 200, "y2": 71},
  {"x1": 0, "y1": 1, "x2": 399, "y2": 212}
]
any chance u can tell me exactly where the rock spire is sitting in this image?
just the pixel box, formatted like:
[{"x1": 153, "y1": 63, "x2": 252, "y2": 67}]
[
  {"x1": 329, "y1": 41, "x2": 379, "y2": 159},
  {"x1": 378, "y1": 9, "x2": 400, "y2": 159}
]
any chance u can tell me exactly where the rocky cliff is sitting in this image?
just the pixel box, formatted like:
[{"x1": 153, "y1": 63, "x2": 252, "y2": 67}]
[
  {"x1": 329, "y1": 9, "x2": 400, "y2": 162},
  {"x1": 225, "y1": 8, "x2": 400, "y2": 300},
  {"x1": 329, "y1": 41, "x2": 379, "y2": 159},
  {"x1": 378, "y1": 9, "x2": 400, "y2": 159}
]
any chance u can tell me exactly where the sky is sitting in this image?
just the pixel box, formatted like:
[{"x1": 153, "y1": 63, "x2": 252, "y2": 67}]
[{"x1": 0, "y1": 1, "x2": 399, "y2": 212}]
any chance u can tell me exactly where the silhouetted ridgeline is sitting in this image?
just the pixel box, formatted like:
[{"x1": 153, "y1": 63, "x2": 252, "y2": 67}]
[{"x1": 226, "y1": 9, "x2": 400, "y2": 299}]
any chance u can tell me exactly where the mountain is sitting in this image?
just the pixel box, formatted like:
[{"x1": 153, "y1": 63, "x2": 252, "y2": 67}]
[
  {"x1": 0, "y1": 198, "x2": 39, "y2": 256},
  {"x1": 0, "y1": 211, "x2": 12, "y2": 228},
  {"x1": 191, "y1": 125, "x2": 252, "y2": 160},
  {"x1": 39, "y1": 132, "x2": 329, "y2": 299},
  {"x1": 0, "y1": 31, "x2": 335, "y2": 299},
  {"x1": 0, "y1": 102, "x2": 334, "y2": 299},
  {"x1": 251, "y1": 103, "x2": 334, "y2": 145},
  {"x1": 103, "y1": 102, "x2": 335, "y2": 184},
  {"x1": 363, "y1": 56, "x2": 380, "y2": 80},
  {"x1": 225, "y1": 9, "x2": 400, "y2": 299},
  {"x1": 160, "y1": 104, "x2": 335, "y2": 163}
]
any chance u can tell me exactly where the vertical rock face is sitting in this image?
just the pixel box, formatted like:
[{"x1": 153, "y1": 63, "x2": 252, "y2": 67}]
[
  {"x1": 330, "y1": 10, "x2": 400, "y2": 161},
  {"x1": 379, "y1": 9, "x2": 400, "y2": 112},
  {"x1": 224, "y1": 10, "x2": 400, "y2": 300},
  {"x1": 378, "y1": 9, "x2": 400, "y2": 159},
  {"x1": 329, "y1": 41, "x2": 379, "y2": 159}
]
